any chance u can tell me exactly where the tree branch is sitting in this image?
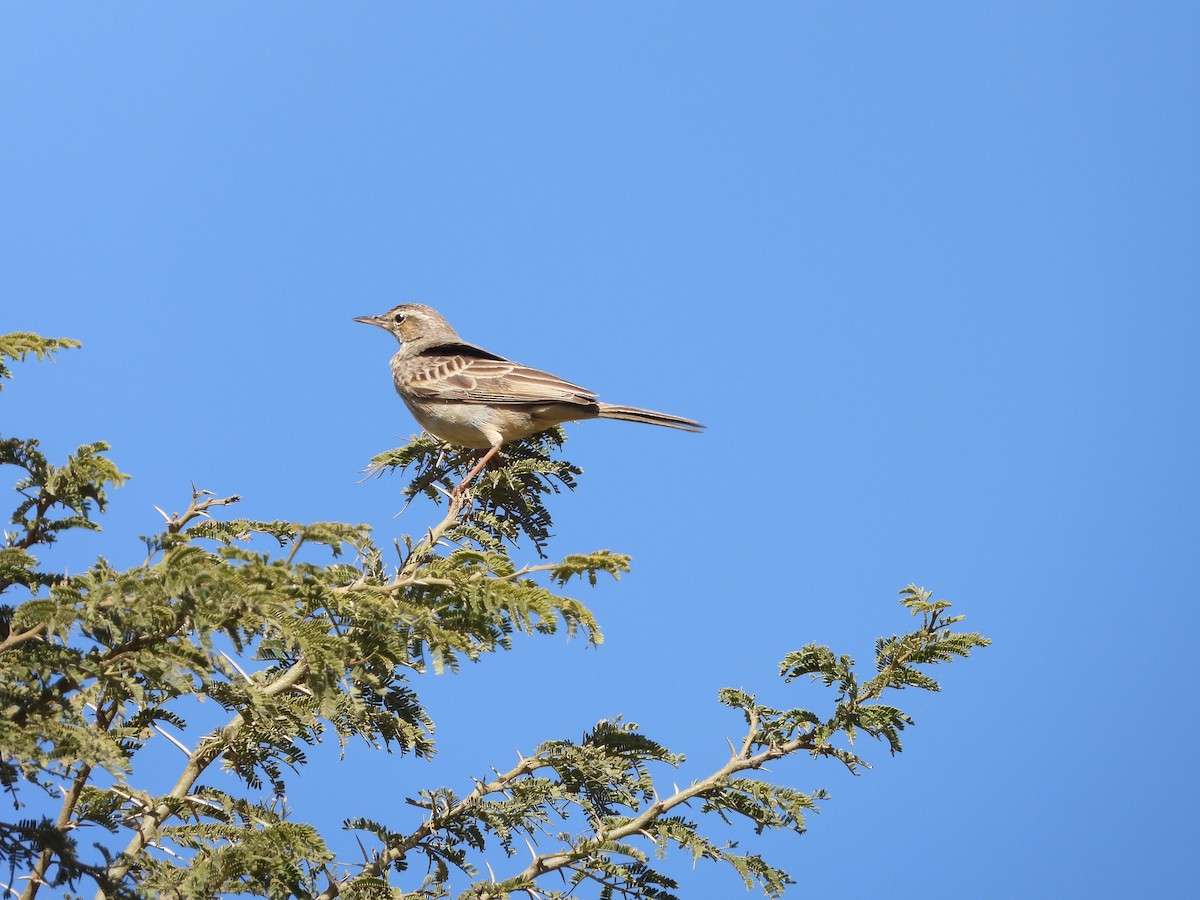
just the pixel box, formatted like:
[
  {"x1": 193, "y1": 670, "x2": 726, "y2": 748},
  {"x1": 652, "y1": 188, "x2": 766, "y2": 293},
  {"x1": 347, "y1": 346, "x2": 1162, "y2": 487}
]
[
  {"x1": 319, "y1": 753, "x2": 551, "y2": 899},
  {"x1": 99, "y1": 658, "x2": 309, "y2": 893},
  {"x1": 479, "y1": 726, "x2": 823, "y2": 897},
  {"x1": 21, "y1": 702, "x2": 117, "y2": 900}
]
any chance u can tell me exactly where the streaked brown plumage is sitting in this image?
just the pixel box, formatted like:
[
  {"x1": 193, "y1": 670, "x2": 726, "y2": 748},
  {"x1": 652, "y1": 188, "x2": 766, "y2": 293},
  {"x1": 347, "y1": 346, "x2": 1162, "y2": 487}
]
[{"x1": 354, "y1": 304, "x2": 703, "y2": 489}]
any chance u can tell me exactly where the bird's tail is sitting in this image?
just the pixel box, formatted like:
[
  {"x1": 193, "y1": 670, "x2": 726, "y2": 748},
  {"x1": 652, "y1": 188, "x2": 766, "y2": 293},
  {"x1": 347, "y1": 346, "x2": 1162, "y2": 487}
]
[{"x1": 595, "y1": 403, "x2": 705, "y2": 433}]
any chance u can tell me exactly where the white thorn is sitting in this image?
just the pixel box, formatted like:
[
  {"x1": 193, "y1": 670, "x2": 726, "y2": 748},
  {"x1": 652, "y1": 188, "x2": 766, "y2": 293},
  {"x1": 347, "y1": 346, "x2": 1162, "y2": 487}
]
[{"x1": 151, "y1": 723, "x2": 192, "y2": 758}]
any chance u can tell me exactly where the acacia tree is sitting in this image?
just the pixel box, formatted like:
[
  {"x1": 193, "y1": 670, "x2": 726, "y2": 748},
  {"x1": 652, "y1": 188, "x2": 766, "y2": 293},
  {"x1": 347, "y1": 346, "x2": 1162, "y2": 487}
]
[{"x1": 1, "y1": 334, "x2": 989, "y2": 900}]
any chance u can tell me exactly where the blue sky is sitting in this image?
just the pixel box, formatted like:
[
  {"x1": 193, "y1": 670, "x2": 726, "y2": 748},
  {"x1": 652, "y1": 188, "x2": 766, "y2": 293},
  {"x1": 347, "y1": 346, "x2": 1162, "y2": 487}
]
[{"x1": 3, "y1": 3, "x2": 1197, "y2": 897}]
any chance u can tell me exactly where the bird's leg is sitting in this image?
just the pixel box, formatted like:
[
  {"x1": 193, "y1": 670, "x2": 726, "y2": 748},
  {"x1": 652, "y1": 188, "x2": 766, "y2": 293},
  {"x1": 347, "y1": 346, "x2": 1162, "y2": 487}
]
[{"x1": 453, "y1": 444, "x2": 502, "y2": 494}]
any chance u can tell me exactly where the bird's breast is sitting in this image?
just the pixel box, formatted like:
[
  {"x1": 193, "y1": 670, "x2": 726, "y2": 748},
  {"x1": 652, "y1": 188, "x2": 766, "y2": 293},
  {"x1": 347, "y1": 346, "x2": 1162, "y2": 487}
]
[{"x1": 402, "y1": 397, "x2": 500, "y2": 448}]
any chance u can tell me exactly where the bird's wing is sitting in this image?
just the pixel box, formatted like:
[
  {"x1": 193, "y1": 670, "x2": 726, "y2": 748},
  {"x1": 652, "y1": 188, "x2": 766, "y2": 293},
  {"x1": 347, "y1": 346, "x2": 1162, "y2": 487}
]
[{"x1": 402, "y1": 346, "x2": 598, "y2": 406}]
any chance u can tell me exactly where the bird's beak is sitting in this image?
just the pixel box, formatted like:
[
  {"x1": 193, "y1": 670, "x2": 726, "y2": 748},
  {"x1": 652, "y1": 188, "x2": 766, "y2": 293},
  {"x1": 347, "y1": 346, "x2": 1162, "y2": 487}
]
[{"x1": 353, "y1": 314, "x2": 387, "y2": 329}]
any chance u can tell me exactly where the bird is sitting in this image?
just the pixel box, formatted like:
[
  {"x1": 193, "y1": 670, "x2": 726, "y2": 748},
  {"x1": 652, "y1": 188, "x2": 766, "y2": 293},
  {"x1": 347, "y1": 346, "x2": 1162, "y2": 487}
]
[{"x1": 354, "y1": 303, "x2": 704, "y2": 490}]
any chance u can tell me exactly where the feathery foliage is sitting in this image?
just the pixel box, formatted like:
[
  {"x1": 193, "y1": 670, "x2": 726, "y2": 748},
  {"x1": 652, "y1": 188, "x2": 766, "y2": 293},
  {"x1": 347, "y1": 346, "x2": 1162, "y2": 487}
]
[
  {"x1": 0, "y1": 334, "x2": 82, "y2": 391},
  {"x1": 0, "y1": 334, "x2": 989, "y2": 899},
  {"x1": 367, "y1": 429, "x2": 580, "y2": 557}
]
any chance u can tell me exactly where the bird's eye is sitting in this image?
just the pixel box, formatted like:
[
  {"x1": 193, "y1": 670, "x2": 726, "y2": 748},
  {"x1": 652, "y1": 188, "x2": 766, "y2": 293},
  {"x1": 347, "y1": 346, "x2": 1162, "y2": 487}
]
[{"x1": 393, "y1": 313, "x2": 406, "y2": 324}]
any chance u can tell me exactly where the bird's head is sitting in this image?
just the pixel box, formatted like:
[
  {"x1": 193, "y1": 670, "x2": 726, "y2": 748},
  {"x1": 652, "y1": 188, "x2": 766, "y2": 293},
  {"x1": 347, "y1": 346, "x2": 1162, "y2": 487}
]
[{"x1": 353, "y1": 304, "x2": 461, "y2": 348}]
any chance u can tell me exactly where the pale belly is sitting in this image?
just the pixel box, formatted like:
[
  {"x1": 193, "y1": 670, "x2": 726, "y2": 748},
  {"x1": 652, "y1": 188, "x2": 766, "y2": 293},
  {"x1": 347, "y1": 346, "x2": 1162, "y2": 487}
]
[
  {"x1": 403, "y1": 398, "x2": 496, "y2": 447},
  {"x1": 402, "y1": 398, "x2": 585, "y2": 448}
]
